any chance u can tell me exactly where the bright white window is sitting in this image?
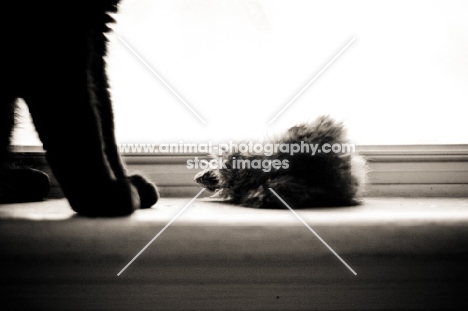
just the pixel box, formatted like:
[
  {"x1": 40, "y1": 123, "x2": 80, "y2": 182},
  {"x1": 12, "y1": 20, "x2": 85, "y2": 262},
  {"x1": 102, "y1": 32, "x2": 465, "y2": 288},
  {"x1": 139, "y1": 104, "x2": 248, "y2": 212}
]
[{"x1": 12, "y1": 0, "x2": 468, "y2": 146}]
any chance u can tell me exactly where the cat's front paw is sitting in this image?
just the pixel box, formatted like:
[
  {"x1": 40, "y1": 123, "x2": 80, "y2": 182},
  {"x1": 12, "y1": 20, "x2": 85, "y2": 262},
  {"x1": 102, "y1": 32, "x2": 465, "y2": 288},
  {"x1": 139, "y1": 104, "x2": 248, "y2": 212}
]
[
  {"x1": 0, "y1": 168, "x2": 50, "y2": 203},
  {"x1": 129, "y1": 174, "x2": 159, "y2": 209}
]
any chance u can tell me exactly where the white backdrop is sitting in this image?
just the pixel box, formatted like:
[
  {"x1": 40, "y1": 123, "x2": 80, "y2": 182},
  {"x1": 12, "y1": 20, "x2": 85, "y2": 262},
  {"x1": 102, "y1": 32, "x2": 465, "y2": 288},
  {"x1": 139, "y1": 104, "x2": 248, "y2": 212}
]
[{"x1": 12, "y1": 0, "x2": 468, "y2": 146}]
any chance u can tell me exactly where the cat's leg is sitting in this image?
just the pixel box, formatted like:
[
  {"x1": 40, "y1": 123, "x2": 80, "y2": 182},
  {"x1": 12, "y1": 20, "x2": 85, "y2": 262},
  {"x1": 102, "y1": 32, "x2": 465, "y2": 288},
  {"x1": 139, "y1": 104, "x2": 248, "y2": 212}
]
[
  {"x1": 88, "y1": 30, "x2": 159, "y2": 209},
  {"x1": 0, "y1": 97, "x2": 16, "y2": 202},
  {"x1": 23, "y1": 67, "x2": 142, "y2": 216},
  {"x1": 97, "y1": 84, "x2": 159, "y2": 209},
  {"x1": 0, "y1": 97, "x2": 15, "y2": 167},
  {"x1": 0, "y1": 98, "x2": 50, "y2": 203}
]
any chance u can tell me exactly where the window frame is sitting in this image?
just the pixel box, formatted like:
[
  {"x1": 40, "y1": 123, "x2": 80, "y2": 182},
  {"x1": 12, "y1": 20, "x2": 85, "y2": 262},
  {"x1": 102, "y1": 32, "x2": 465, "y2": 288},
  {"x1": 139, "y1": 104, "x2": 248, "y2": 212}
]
[{"x1": 10, "y1": 144, "x2": 468, "y2": 198}]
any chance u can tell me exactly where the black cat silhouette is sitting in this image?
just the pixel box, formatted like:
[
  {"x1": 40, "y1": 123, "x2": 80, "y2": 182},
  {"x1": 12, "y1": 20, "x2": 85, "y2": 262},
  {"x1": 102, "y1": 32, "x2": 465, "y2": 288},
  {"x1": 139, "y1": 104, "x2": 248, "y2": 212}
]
[{"x1": 1, "y1": 1, "x2": 158, "y2": 216}]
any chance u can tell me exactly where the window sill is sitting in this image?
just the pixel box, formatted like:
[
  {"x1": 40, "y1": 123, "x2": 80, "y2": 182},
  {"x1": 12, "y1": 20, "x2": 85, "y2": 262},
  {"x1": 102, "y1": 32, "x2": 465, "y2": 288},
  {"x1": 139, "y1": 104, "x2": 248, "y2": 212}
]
[{"x1": 9, "y1": 144, "x2": 468, "y2": 198}]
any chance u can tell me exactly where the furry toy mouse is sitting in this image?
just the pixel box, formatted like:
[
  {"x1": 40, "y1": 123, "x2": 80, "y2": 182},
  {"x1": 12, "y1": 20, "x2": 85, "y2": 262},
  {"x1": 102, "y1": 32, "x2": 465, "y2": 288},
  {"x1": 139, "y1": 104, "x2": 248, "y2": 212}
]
[{"x1": 195, "y1": 116, "x2": 367, "y2": 208}]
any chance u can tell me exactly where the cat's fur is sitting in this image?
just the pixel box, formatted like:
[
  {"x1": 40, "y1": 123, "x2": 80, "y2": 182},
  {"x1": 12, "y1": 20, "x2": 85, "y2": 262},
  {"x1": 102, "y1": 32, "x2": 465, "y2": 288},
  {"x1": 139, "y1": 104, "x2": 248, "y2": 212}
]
[
  {"x1": 1, "y1": 1, "x2": 159, "y2": 216},
  {"x1": 195, "y1": 116, "x2": 367, "y2": 208}
]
